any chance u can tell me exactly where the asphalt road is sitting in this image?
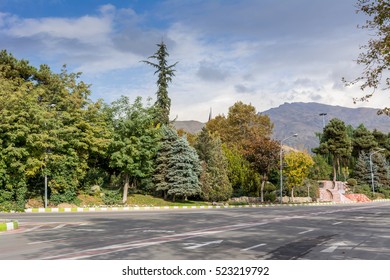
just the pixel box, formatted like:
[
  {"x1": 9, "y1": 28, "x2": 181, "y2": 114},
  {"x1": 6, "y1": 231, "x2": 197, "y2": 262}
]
[{"x1": 1, "y1": 202, "x2": 389, "y2": 260}]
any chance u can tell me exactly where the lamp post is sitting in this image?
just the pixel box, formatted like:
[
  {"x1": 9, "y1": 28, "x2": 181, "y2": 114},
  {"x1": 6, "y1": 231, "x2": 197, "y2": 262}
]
[
  {"x1": 369, "y1": 148, "x2": 385, "y2": 196},
  {"x1": 319, "y1": 113, "x2": 327, "y2": 129},
  {"x1": 43, "y1": 103, "x2": 56, "y2": 208},
  {"x1": 280, "y1": 133, "x2": 298, "y2": 204}
]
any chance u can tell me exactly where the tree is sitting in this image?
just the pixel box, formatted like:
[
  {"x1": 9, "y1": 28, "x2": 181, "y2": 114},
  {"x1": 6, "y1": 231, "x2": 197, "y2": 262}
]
[
  {"x1": 0, "y1": 51, "x2": 111, "y2": 208},
  {"x1": 345, "y1": 0, "x2": 390, "y2": 114},
  {"x1": 243, "y1": 135, "x2": 280, "y2": 202},
  {"x1": 354, "y1": 151, "x2": 372, "y2": 186},
  {"x1": 195, "y1": 127, "x2": 232, "y2": 201},
  {"x1": 308, "y1": 154, "x2": 332, "y2": 180},
  {"x1": 352, "y1": 124, "x2": 378, "y2": 157},
  {"x1": 221, "y1": 144, "x2": 255, "y2": 196},
  {"x1": 283, "y1": 151, "x2": 314, "y2": 199},
  {"x1": 154, "y1": 126, "x2": 201, "y2": 201},
  {"x1": 143, "y1": 42, "x2": 178, "y2": 125},
  {"x1": 108, "y1": 96, "x2": 160, "y2": 203},
  {"x1": 313, "y1": 118, "x2": 352, "y2": 184},
  {"x1": 206, "y1": 101, "x2": 273, "y2": 150}
]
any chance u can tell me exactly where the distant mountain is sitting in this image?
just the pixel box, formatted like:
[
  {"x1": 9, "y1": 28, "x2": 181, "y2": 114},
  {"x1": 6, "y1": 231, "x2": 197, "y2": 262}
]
[
  {"x1": 174, "y1": 102, "x2": 390, "y2": 152},
  {"x1": 174, "y1": 120, "x2": 205, "y2": 134},
  {"x1": 262, "y1": 102, "x2": 390, "y2": 152}
]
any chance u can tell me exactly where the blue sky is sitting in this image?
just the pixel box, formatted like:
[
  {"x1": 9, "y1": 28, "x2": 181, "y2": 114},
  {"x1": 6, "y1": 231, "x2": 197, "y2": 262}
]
[{"x1": 0, "y1": 0, "x2": 381, "y2": 121}]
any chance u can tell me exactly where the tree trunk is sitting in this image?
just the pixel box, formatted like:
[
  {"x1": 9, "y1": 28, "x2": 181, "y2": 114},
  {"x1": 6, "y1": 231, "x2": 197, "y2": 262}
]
[
  {"x1": 163, "y1": 190, "x2": 167, "y2": 200},
  {"x1": 333, "y1": 158, "x2": 337, "y2": 187},
  {"x1": 122, "y1": 173, "x2": 130, "y2": 204},
  {"x1": 291, "y1": 186, "x2": 295, "y2": 201},
  {"x1": 261, "y1": 173, "x2": 267, "y2": 203}
]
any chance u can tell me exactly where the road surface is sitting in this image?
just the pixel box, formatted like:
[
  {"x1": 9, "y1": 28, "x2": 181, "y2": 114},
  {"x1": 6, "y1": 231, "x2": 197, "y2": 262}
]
[{"x1": 1, "y1": 202, "x2": 389, "y2": 260}]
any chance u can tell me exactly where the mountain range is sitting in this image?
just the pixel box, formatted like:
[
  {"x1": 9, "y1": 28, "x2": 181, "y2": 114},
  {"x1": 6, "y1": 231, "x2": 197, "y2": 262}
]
[{"x1": 174, "y1": 102, "x2": 390, "y2": 151}]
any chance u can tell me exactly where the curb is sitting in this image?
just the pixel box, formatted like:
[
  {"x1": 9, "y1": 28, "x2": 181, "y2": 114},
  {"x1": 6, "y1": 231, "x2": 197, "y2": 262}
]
[
  {"x1": 22, "y1": 201, "x2": 375, "y2": 213},
  {"x1": 0, "y1": 220, "x2": 19, "y2": 231}
]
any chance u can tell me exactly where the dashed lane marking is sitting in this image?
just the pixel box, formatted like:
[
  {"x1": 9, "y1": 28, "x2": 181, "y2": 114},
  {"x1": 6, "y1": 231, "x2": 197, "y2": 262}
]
[
  {"x1": 298, "y1": 229, "x2": 315, "y2": 235},
  {"x1": 52, "y1": 224, "x2": 66, "y2": 230},
  {"x1": 241, "y1": 243, "x2": 266, "y2": 251},
  {"x1": 183, "y1": 240, "x2": 223, "y2": 250},
  {"x1": 332, "y1": 222, "x2": 343, "y2": 225}
]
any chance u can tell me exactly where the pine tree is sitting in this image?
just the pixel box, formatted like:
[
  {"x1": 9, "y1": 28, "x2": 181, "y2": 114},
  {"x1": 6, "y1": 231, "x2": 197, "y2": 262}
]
[
  {"x1": 352, "y1": 124, "x2": 378, "y2": 157},
  {"x1": 313, "y1": 118, "x2": 352, "y2": 184},
  {"x1": 354, "y1": 152, "x2": 371, "y2": 185},
  {"x1": 166, "y1": 136, "x2": 202, "y2": 201},
  {"x1": 154, "y1": 126, "x2": 201, "y2": 201},
  {"x1": 143, "y1": 42, "x2": 177, "y2": 125}
]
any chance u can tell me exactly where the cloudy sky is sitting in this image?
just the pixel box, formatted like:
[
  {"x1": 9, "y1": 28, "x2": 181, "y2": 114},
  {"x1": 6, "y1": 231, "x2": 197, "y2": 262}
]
[{"x1": 0, "y1": 0, "x2": 383, "y2": 122}]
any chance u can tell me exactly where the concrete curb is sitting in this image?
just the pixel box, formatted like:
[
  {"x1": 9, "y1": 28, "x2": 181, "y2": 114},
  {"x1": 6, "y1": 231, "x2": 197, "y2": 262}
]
[
  {"x1": 0, "y1": 220, "x2": 19, "y2": 231},
  {"x1": 23, "y1": 200, "x2": 388, "y2": 213}
]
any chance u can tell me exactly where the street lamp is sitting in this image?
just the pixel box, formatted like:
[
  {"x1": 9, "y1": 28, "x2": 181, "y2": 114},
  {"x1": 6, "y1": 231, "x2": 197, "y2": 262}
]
[
  {"x1": 319, "y1": 113, "x2": 327, "y2": 129},
  {"x1": 280, "y1": 133, "x2": 298, "y2": 204},
  {"x1": 43, "y1": 103, "x2": 56, "y2": 208},
  {"x1": 369, "y1": 148, "x2": 385, "y2": 196}
]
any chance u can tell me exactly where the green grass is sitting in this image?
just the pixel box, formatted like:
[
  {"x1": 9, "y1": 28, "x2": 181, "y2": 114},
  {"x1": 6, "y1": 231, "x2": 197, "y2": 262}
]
[{"x1": 125, "y1": 194, "x2": 209, "y2": 207}]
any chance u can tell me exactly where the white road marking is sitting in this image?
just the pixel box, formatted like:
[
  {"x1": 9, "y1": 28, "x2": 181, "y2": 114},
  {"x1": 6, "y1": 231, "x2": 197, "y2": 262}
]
[
  {"x1": 321, "y1": 246, "x2": 338, "y2": 253},
  {"x1": 241, "y1": 243, "x2": 266, "y2": 251},
  {"x1": 24, "y1": 225, "x2": 43, "y2": 232},
  {"x1": 28, "y1": 238, "x2": 66, "y2": 245},
  {"x1": 53, "y1": 224, "x2": 66, "y2": 230},
  {"x1": 298, "y1": 229, "x2": 314, "y2": 235},
  {"x1": 143, "y1": 230, "x2": 175, "y2": 233},
  {"x1": 75, "y1": 229, "x2": 105, "y2": 232},
  {"x1": 184, "y1": 240, "x2": 223, "y2": 250},
  {"x1": 332, "y1": 222, "x2": 343, "y2": 225},
  {"x1": 321, "y1": 242, "x2": 348, "y2": 253}
]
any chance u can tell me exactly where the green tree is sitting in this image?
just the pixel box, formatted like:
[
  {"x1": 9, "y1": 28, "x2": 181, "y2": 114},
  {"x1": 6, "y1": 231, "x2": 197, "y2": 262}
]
[
  {"x1": 0, "y1": 51, "x2": 111, "y2": 208},
  {"x1": 108, "y1": 96, "x2": 160, "y2": 203},
  {"x1": 143, "y1": 42, "x2": 178, "y2": 125},
  {"x1": 154, "y1": 126, "x2": 201, "y2": 201},
  {"x1": 221, "y1": 144, "x2": 259, "y2": 197},
  {"x1": 345, "y1": 0, "x2": 390, "y2": 114},
  {"x1": 195, "y1": 127, "x2": 232, "y2": 201},
  {"x1": 353, "y1": 151, "x2": 371, "y2": 185},
  {"x1": 352, "y1": 124, "x2": 378, "y2": 157},
  {"x1": 308, "y1": 155, "x2": 332, "y2": 180},
  {"x1": 283, "y1": 151, "x2": 314, "y2": 199},
  {"x1": 313, "y1": 118, "x2": 352, "y2": 184}
]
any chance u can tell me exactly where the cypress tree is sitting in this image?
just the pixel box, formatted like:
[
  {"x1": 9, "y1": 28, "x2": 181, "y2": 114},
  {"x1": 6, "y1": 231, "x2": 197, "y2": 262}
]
[{"x1": 195, "y1": 127, "x2": 232, "y2": 201}]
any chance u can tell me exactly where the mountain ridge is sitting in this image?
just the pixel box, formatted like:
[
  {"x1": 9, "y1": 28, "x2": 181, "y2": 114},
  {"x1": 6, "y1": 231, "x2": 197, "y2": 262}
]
[{"x1": 174, "y1": 102, "x2": 390, "y2": 151}]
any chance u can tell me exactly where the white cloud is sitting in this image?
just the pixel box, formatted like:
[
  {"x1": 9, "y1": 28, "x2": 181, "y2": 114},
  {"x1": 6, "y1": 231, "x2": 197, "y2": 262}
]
[{"x1": 0, "y1": 0, "x2": 384, "y2": 122}]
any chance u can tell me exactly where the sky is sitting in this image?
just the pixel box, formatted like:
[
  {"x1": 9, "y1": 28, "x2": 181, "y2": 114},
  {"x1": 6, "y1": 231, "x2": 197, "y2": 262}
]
[{"x1": 0, "y1": 0, "x2": 384, "y2": 122}]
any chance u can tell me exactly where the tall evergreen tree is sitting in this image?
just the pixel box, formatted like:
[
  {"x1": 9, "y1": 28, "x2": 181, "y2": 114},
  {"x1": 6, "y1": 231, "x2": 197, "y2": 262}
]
[
  {"x1": 143, "y1": 42, "x2": 177, "y2": 125},
  {"x1": 352, "y1": 124, "x2": 378, "y2": 157},
  {"x1": 313, "y1": 118, "x2": 352, "y2": 184},
  {"x1": 195, "y1": 127, "x2": 232, "y2": 201},
  {"x1": 154, "y1": 126, "x2": 201, "y2": 201}
]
